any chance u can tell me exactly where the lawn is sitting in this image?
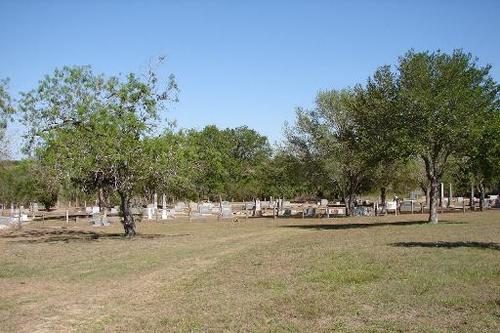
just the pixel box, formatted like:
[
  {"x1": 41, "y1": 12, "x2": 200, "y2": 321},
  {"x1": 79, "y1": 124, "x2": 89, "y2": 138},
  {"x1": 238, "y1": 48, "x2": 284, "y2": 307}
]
[{"x1": 0, "y1": 211, "x2": 499, "y2": 332}]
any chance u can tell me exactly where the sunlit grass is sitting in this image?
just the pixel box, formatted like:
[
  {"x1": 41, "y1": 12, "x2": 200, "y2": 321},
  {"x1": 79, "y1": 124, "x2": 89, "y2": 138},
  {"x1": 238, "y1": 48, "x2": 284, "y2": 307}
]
[{"x1": 0, "y1": 211, "x2": 499, "y2": 332}]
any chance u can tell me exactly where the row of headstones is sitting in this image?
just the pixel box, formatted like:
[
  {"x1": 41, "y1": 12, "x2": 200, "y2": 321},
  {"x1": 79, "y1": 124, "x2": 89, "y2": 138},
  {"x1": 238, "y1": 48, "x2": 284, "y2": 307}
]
[
  {"x1": 85, "y1": 193, "x2": 500, "y2": 225},
  {"x1": 0, "y1": 204, "x2": 32, "y2": 227},
  {"x1": 0, "y1": 205, "x2": 32, "y2": 230},
  {"x1": 142, "y1": 201, "x2": 234, "y2": 220}
]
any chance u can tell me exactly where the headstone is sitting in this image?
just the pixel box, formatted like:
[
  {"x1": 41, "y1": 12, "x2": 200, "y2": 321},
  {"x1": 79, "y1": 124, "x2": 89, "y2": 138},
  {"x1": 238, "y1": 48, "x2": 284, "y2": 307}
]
[
  {"x1": 488, "y1": 195, "x2": 498, "y2": 207},
  {"x1": 91, "y1": 213, "x2": 110, "y2": 226},
  {"x1": 254, "y1": 199, "x2": 261, "y2": 212},
  {"x1": 448, "y1": 183, "x2": 453, "y2": 206},
  {"x1": 175, "y1": 201, "x2": 187, "y2": 212},
  {"x1": 399, "y1": 200, "x2": 414, "y2": 213},
  {"x1": 386, "y1": 201, "x2": 398, "y2": 212},
  {"x1": 143, "y1": 207, "x2": 154, "y2": 220},
  {"x1": 0, "y1": 216, "x2": 12, "y2": 229},
  {"x1": 220, "y1": 201, "x2": 232, "y2": 218},
  {"x1": 161, "y1": 208, "x2": 175, "y2": 219},
  {"x1": 354, "y1": 206, "x2": 373, "y2": 216},
  {"x1": 199, "y1": 202, "x2": 213, "y2": 215},
  {"x1": 440, "y1": 183, "x2": 445, "y2": 207},
  {"x1": 328, "y1": 207, "x2": 346, "y2": 216},
  {"x1": 304, "y1": 207, "x2": 316, "y2": 217}
]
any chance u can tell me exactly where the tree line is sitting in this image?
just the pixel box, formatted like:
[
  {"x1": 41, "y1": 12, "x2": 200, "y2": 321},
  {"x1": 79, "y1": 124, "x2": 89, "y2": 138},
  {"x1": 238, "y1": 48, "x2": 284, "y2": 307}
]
[{"x1": 0, "y1": 49, "x2": 498, "y2": 234}]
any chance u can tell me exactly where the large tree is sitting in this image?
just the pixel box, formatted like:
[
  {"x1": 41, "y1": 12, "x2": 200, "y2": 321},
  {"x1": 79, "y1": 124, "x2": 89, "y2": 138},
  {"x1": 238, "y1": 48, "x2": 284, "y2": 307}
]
[
  {"x1": 396, "y1": 50, "x2": 498, "y2": 223},
  {"x1": 19, "y1": 64, "x2": 178, "y2": 235}
]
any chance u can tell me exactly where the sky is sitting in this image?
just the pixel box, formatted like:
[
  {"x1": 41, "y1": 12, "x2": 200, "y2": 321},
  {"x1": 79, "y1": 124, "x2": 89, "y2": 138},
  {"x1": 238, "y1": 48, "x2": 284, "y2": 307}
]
[{"x1": 1, "y1": 0, "x2": 499, "y2": 158}]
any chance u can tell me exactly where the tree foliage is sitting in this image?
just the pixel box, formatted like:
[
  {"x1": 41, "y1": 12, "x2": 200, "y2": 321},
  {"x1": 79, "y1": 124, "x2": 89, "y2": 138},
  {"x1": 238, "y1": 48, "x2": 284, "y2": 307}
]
[
  {"x1": 286, "y1": 89, "x2": 375, "y2": 214},
  {"x1": 18, "y1": 64, "x2": 178, "y2": 235}
]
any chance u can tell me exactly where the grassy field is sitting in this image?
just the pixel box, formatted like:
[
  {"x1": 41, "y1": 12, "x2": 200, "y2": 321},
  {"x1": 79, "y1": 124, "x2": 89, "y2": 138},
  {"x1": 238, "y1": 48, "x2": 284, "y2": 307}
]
[{"x1": 0, "y1": 211, "x2": 499, "y2": 332}]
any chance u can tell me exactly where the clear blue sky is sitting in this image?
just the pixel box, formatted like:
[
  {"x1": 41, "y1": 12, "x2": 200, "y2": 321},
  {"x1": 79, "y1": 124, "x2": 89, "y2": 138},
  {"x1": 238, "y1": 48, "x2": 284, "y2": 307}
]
[{"x1": 1, "y1": 0, "x2": 499, "y2": 158}]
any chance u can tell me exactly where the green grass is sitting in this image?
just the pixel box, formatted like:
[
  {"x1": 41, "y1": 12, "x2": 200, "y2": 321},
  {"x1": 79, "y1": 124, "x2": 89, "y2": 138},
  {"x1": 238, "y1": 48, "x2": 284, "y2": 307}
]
[{"x1": 0, "y1": 211, "x2": 499, "y2": 332}]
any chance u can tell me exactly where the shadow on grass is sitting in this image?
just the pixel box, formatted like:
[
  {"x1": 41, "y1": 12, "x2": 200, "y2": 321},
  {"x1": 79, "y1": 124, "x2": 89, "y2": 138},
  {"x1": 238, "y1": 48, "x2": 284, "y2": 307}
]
[
  {"x1": 390, "y1": 241, "x2": 500, "y2": 250},
  {"x1": 281, "y1": 219, "x2": 469, "y2": 231},
  {"x1": 0, "y1": 229, "x2": 191, "y2": 244},
  {"x1": 281, "y1": 220, "x2": 429, "y2": 230}
]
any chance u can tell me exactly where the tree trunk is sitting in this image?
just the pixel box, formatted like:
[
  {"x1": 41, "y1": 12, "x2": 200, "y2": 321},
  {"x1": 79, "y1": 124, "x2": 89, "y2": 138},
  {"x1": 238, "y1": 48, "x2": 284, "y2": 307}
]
[
  {"x1": 425, "y1": 186, "x2": 430, "y2": 210},
  {"x1": 98, "y1": 187, "x2": 108, "y2": 212},
  {"x1": 429, "y1": 177, "x2": 439, "y2": 224},
  {"x1": 346, "y1": 194, "x2": 355, "y2": 216},
  {"x1": 118, "y1": 191, "x2": 136, "y2": 236},
  {"x1": 380, "y1": 187, "x2": 386, "y2": 207}
]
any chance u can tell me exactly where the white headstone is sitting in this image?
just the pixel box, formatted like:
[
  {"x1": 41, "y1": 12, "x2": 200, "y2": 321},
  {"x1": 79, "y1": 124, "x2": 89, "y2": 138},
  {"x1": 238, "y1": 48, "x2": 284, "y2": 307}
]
[{"x1": 386, "y1": 201, "x2": 398, "y2": 211}]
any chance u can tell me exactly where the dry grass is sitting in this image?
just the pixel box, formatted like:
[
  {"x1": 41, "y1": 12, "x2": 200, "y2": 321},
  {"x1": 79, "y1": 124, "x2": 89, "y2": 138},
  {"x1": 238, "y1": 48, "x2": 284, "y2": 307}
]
[{"x1": 0, "y1": 211, "x2": 499, "y2": 332}]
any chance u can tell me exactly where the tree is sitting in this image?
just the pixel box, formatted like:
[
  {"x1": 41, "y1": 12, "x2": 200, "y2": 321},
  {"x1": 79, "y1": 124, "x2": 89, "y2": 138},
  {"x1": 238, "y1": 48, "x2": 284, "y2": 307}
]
[
  {"x1": 262, "y1": 150, "x2": 308, "y2": 199},
  {"x1": 396, "y1": 50, "x2": 498, "y2": 223},
  {"x1": 0, "y1": 159, "x2": 59, "y2": 209},
  {"x1": 19, "y1": 63, "x2": 178, "y2": 236},
  {"x1": 466, "y1": 107, "x2": 500, "y2": 210},
  {"x1": 223, "y1": 126, "x2": 271, "y2": 200},
  {"x1": 351, "y1": 66, "x2": 410, "y2": 206},
  {"x1": 286, "y1": 89, "x2": 374, "y2": 214},
  {"x1": 177, "y1": 125, "x2": 271, "y2": 201},
  {"x1": 142, "y1": 130, "x2": 197, "y2": 202}
]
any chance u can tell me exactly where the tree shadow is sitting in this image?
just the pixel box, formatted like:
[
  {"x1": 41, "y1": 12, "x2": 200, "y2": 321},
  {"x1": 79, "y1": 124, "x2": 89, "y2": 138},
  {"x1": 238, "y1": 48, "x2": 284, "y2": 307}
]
[
  {"x1": 0, "y1": 229, "x2": 190, "y2": 244},
  {"x1": 390, "y1": 241, "x2": 500, "y2": 251},
  {"x1": 280, "y1": 220, "x2": 469, "y2": 231},
  {"x1": 280, "y1": 220, "x2": 429, "y2": 230}
]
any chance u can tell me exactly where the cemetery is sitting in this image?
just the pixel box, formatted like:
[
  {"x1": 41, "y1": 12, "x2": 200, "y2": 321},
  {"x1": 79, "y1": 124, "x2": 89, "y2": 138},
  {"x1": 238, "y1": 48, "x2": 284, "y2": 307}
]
[
  {"x1": 1, "y1": 181, "x2": 499, "y2": 231},
  {"x1": 1, "y1": 2, "x2": 499, "y2": 331}
]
